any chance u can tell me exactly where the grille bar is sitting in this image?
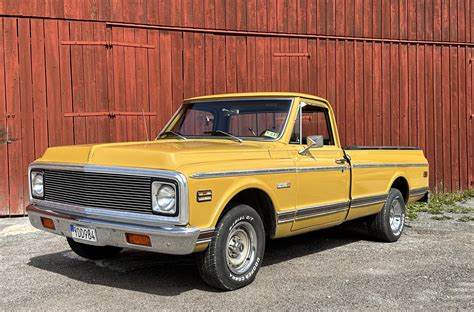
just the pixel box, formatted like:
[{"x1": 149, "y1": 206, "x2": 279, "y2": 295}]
[{"x1": 43, "y1": 169, "x2": 153, "y2": 214}]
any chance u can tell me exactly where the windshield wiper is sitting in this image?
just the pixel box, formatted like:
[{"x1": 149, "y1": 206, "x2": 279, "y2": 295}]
[
  {"x1": 158, "y1": 131, "x2": 187, "y2": 140},
  {"x1": 207, "y1": 130, "x2": 243, "y2": 143}
]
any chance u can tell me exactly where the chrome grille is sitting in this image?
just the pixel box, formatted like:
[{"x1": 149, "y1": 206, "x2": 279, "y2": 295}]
[{"x1": 43, "y1": 170, "x2": 153, "y2": 214}]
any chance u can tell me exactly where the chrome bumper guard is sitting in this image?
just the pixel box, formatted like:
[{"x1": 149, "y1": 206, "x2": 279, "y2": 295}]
[{"x1": 27, "y1": 204, "x2": 201, "y2": 255}]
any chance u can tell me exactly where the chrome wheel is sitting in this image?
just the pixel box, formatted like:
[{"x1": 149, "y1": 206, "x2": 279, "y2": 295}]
[
  {"x1": 389, "y1": 198, "x2": 404, "y2": 235},
  {"x1": 226, "y1": 221, "x2": 257, "y2": 275}
]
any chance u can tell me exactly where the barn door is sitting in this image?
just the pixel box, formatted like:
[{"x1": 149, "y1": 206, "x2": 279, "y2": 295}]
[{"x1": 61, "y1": 24, "x2": 157, "y2": 144}]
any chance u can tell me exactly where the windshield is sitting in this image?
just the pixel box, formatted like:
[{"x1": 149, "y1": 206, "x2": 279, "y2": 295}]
[{"x1": 161, "y1": 99, "x2": 293, "y2": 141}]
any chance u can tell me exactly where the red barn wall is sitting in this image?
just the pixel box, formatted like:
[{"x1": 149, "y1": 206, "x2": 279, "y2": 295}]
[{"x1": 0, "y1": 0, "x2": 473, "y2": 216}]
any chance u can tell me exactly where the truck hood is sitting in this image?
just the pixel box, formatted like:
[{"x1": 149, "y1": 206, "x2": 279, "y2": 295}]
[{"x1": 39, "y1": 140, "x2": 272, "y2": 171}]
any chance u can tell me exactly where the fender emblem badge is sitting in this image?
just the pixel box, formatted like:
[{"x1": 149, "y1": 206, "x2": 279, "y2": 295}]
[{"x1": 277, "y1": 182, "x2": 291, "y2": 189}]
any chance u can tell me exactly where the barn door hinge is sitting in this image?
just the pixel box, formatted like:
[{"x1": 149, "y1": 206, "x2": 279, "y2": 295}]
[
  {"x1": 61, "y1": 40, "x2": 155, "y2": 49},
  {"x1": 273, "y1": 52, "x2": 311, "y2": 58},
  {"x1": 64, "y1": 111, "x2": 157, "y2": 118}
]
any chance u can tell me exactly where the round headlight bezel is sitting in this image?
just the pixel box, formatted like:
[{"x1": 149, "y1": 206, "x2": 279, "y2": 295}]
[
  {"x1": 151, "y1": 181, "x2": 178, "y2": 216},
  {"x1": 31, "y1": 170, "x2": 44, "y2": 199}
]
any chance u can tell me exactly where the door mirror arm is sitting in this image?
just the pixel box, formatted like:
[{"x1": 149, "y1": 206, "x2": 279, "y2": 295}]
[{"x1": 298, "y1": 135, "x2": 324, "y2": 155}]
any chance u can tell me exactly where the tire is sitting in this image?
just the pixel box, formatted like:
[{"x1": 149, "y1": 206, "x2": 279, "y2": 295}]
[
  {"x1": 197, "y1": 204, "x2": 266, "y2": 290},
  {"x1": 367, "y1": 188, "x2": 406, "y2": 242},
  {"x1": 67, "y1": 238, "x2": 122, "y2": 260}
]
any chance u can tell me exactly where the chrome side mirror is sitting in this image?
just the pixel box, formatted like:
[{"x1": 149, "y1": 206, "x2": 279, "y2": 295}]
[{"x1": 298, "y1": 135, "x2": 324, "y2": 155}]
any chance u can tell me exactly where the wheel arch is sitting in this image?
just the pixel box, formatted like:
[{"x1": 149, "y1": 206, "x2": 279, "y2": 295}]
[
  {"x1": 217, "y1": 187, "x2": 277, "y2": 239},
  {"x1": 389, "y1": 175, "x2": 410, "y2": 203}
]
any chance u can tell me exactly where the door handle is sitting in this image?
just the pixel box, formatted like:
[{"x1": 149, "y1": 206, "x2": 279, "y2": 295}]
[{"x1": 335, "y1": 158, "x2": 346, "y2": 165}]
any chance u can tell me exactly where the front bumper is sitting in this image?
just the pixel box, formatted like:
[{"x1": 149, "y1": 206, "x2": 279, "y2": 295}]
[{"x1": 27, "y1": 204, "x2": 203, "y2": 255}]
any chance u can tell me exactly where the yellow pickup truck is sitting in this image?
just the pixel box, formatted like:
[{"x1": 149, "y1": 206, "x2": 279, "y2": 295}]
[{"x1": 27, "y1": 92, "x2": 429, "y2": 290}]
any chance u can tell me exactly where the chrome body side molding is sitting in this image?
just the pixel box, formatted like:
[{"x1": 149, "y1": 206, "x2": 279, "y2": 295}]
[
  {"x1": 191, "y1": 166, "x2": 350, "y2": 179},
  {"x1": 409, "y1": 187, "x2": 430, "y2": 197},
  {"x1": 350, "y1": 193, "x2": 389, "y2": 208},
  {"x1": 352, "y1": 163, "x2": 428, "y2": 169}
]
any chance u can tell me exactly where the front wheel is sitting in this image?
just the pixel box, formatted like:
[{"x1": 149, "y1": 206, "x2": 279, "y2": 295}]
[
  {"x1": 197, "y1": 204, "x2": 265, "y2": 290},
  {"x1": 367, "y1": 188, "x2": 406, "y2": 242}
]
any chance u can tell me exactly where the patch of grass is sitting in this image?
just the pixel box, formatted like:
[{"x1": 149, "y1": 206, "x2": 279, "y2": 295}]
[
  {"x1": 406, "y1": 189, "x2": 474, "y2": 221},
  {"x1": 458, "y1": 216, "x2": 474, "y2": 222}
]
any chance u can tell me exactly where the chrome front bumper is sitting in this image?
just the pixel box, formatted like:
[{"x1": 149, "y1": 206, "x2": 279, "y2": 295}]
[{"x1": 27, "y1": 204, "x2": 203, "y2": 255}]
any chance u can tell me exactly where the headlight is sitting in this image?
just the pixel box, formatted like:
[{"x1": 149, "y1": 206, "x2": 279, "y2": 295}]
[
  {"x1": 31, "y1": 171, "x2": 44, "y2": 198},
  {"x1": 152, "y1": 182, "x2": 177, "y2": 215}
]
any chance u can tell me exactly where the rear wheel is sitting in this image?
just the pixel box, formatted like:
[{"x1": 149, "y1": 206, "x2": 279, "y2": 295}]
[
  {"x1": 367, "y1": 188, "x2": 406, "y2": 242},
  {"x1": 197, "y1": 204, "x2": 265, "y2": 290},
  {"x1": 67, "y1": 238, "x2": 122, "y2": 260}
]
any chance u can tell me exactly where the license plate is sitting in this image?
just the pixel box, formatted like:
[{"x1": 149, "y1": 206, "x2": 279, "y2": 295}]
[{"x1": 70, "y1": 224, "x2": 97, "y2": 242}]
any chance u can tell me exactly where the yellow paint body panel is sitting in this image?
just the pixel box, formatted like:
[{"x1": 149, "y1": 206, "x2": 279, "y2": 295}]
[{"x1": 34, "y1": 92, "x2": 429, "y2": 246}]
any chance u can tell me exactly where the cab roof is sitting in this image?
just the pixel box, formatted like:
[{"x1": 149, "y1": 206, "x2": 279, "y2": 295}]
[{"x1": 184, "y1": 92, "x2": 329, "y2": 104}]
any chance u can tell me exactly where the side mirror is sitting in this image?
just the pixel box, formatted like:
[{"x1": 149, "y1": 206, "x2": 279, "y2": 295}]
[{"x1": 298, "y1": 135, "x2": 324, "y2": 155}]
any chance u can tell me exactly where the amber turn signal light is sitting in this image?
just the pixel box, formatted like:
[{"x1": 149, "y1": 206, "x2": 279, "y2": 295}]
[
  {"x1": 125, "y1": 233, "x2": 152, "y2": 247},
  {"x1": 40, "y1": 217, "x2": 55, "y2": 230}
]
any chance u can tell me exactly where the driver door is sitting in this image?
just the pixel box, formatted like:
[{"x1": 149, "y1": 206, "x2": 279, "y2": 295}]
[{"x1": 290, "y1": 101, "x2": 350, "y2": 231}]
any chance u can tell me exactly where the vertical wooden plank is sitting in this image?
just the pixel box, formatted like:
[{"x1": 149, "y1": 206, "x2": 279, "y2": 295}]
[
  {"x1": 236, "y1": 0, "x2": 247, "y2": 31},
  {"x1": 147, "y1": 30, "x2": 161, "y2": 135},
  {"x1": 399, "y1": 44, "x2": 409, "y2": 147},
  {"x1": 247, "y1": 36, "x2": 256, "y2": 91},
  {"x1": 183, "y1": 0, "x2": 194, "y2": 27},
  {"x1": 159, "y1": 31, "x2": 173, "y2": 126},
  {"x1": 433, "y1": 0, "x2": 442, "y2": 41},
  {"x1": 255, "y1": 0, "x2": 265, "y2": 31},
  {"x1": 372, "y1": 42, "x2": 382, "y2": 146},
  {"x1": 112, "y1": 26, "x2": 126, "y2": 142},
  {"x1": 363, "y1": 0, "x2": 373, "y2": 38},
  {"x1": 289, "y1": 38, "x2": 300, "y2": 92},
  {"x1": 441, "y1": 46, "x2": 451, "y2": 191},
  {"x1": 236, "y1": 36, "x2": 248, "y2": 92},
  {"x1": 280, "y1": 38, "x2": 290, "y2": 91},
  {"x1": 307, "y1": 0, "x2": 317, "y2": 35},
  {"x1": 433, "y1": 46, "x2": 443, "y2": 191},
  {"x1": 58, "y1": 21, "x2": 74, "y2": 146},
  {"x1": 416, "y1": 0, "x2": 425, "y2": 40},
  {"x1": 345, "y1": 0, "x2": 355, "y2": 37},
  {"x1": 194, "y1": 33, "x2": 206, "y2": 97},
  {"x1": 457, "y1": 48, "x2": 467, "y2": 190},
  {"x1": 450, "y1": 46, "x2": 459, "y2": 190},
  {"x1": 213, "y1": 35, "x2": 226, "y2": 93},
  {"x1": 225, "y1": 0, "x2": 236, "y2": 30},
  {"x1": 158, "y1": 0, "x2": 171, "y2": 25},
  {"x1": 354, "y1": 41, "x2": 364, "y2": 145},
  {"x1": 424, "y1": 45, "x2": 435, "y2": 189},
  {"x1": 269, "y1": 37, "x2": 280, "y2": 91},
  {"x1": 31, "y1": 19, "x2": 49, "y2": 156},
  {"x1": 354, "y1": 0, "x2": 363, "y2": 37},
  {"x1": 0, "y1": 18, "x2": 9, "y2": 215},
  {"x1": 297, "y1": 0, "x2": 307, "y2": 34},
  {"x1": 299, "y1": 38, "x2": 309, "y2": 94},
  {"x1": 277, "y1": 0, "x2": 288, "y2": 33},
  {"x1": 171, "y1": 32, "x2": 183, "y2": 112},
  {"x1": 416, "y1": 45, "x2": 426, "y2": 159},
  {"x1": 390, "y1": 43, "x2": 400, "y2": 145},
  {"x1": 170, "y1": 0, "x2": 183, "y2": 26},
  {"x1": 424, "y1": 0, "x2": 433, "y2": 41},
  {"x1": 267, "y1": 0, "x2": 277, "y2": 32},
  {"x1": 326, "y1": 0, "x2": 336, "y2": 35},
  {"x1": 44, "y1": 20, "x2": 63, "y2": 147},
  {"x1": 372, "y1": 0, "x2": 382, "y2": 39},
  {"x1": 183, "y1": 32, "x2": 195, "y2": 133},
  {"x1": 94, "y1": 22, "x2": 110, "y2": 143},
  {"x1": 204, "y1": 34, "x2": 214, "y2": 95},
  {"x1": 18, "y1": 19, "x2": 35, "y2": 210},
  {"x1": 135, "y1": 28, "x2": 150, "y2": 141},
  {"x1": 399, "y1": 0, "x2": 407, "y2": 39},
  {"x1": 287, "y1": 0, "x2": 297, "y2": 33},
  {"x1": 226, "y1": 36, "x2": 237, "y2": 93},
  {"x1": 316, "y1": 39, "x2": 327, "y2": 98},
  {"x1": 362, "y1": 42, "x2": 373, "y2": 145},
  {"x1": 449, "y1": 0, "x2": 457, "y2": 42},
  {"x1": 263, "y1": 37, "x2": 272, "y2": 91},
  {"x1": 335, "y1": 39, "x2": 346, "y2": 145},
  {"x1": 381, "y1": 0, "x2": 390, "y2": 38},
  {"x1": 441, "y1": 0, "x2": 450, "y2": 41},
  {"x1": 193, "y1": 0, "x2": 205, "y2": 28},
  {"x1": 124, "y1": 27, "x2": 137, "y2": 141},
  {"x1": 407, "y1": 44, "x2": 417, "y2": 147},
  {"x1": 345, "y1": 41, "x2": 355, "y2": 146},
  {"x1": 4, "y1": 18, "x2": 24, "y2": 214},
  {"x1": 407, "y1": 0, "x2": 417, "y2": 40},
  {"x1": 381, "y1": 42, "x2": 390, "y2": 145}
]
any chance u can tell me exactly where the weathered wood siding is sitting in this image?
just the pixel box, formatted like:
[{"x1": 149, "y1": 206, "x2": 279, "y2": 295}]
[{"x1": 0, "y1": 0, "x2": 473, "y2": 216}]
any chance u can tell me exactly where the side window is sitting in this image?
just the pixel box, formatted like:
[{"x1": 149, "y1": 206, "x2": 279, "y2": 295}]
[{"x1": 290, "y1": 103, "x2": 334, "y2": 145}]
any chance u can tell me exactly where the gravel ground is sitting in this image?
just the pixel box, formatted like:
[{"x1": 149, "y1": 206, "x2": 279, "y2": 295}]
[{"x1": 0, "y1": 200, "x2": 472, "y2": 311}]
